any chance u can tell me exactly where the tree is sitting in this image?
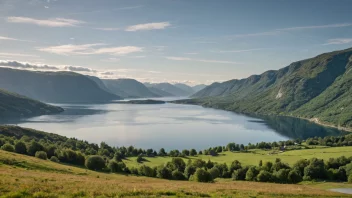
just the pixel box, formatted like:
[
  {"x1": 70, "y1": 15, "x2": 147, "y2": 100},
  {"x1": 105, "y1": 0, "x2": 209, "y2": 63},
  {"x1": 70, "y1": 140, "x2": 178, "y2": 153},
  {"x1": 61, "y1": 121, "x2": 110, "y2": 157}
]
[
  {"x1": 171, "y1": 157, "x2": 186, "y2": 172},
  {"x1": 182, "y1": 149, "x2": 190, "y2": 156},
  {"x1": 184, "y1": 165, "x2": 196, "y2": 179},
  {"x1": 193, "y1": 168, "x2": 213, "y2": 183},
  {"x1": 85, "y1": 155, "x2": 106, "y2": 171},
  {"x1": 27, "y1": 141, "x2": 44, "y2": 156},
  {"x1": 108, "y1": 161, "x2": 126, "y2": 173},
  {"x1": 208, "y1": 167, "x2": 220, "y2": 179},
  {"x1": 136, "y1": 155, "x2": 144, "y2": 163},
  {"x1": 46, "y1": 145, "x2": 57, "y2": 158},
  {"x1": 230, "y1": 160, "x2": 242, "y2": 172},
  {"x1": 257, "y1": 170, "x2": 272, "y2": 182},
  {"x1": 274, "y1": 169, "x2": 290, "y2": 183},
  {"x1": 35, "y1": 151, "x2": 47, "y2": 160},
  {"x1": 114, "y1": 151, "x2": 124, "y2": 162},
  {"x1": 172, "y1": 170, "x2": 186, "y2": 180},
  {"x1": 293, "y1": 159, "x2": 309, "y2": 176},
  {"x1": 232, "y1": 167, "x2": 249, "y2": 181},
  {"x1": 288, "y1": 169, "x2": 302, "y2": 183},
  {"x1": 190, "y1": 149, "x2": 197, "y2": 156},
  {"x1": 1, "y1": 143, "x2": 14, "y2": 152},
  {"x1": 14, "y1": 141, "x2": 27, "y2": 154},
  {"x1": 158, "y1": 148, "x2": 167, "y2": 156},
  {"x1": 245, "y1": 166, "x2": 259, "y2": 181},
  {"x1": 258, "y1": 160, "x2": 263, "y2": 167},
  {"x1": 156, "y1": 166, "x2": 172, "y2": 179}
]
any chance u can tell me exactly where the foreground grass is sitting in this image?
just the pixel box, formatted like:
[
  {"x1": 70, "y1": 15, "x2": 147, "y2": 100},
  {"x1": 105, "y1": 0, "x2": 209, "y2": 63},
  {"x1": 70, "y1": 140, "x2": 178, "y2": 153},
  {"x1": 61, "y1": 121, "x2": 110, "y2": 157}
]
[
  {"x1": 1, "y1": 150, "x2": 351, "y2": 197},
  {"x1": 123, "y1": 146, "x2": 352, "y2": 168}
]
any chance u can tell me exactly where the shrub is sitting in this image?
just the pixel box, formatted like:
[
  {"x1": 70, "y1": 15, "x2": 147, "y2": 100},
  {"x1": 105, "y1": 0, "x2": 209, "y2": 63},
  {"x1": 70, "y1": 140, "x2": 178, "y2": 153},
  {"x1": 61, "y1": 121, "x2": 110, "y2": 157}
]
[
  {"x1": 273, "y1": 169, "x2": 290, "y2": 183},
  {"x1": 138, "y1": 165, "x2": 155, "y2": 177},
  {"x1": 288, "y1": 169, "x2": 302, "y2": 183},
  {"x1": 1, "y1": 143, "x2": 14, "y2": 152},
  {"x1": 232, "y1": 167, "x2": 249, "y2": 181},
  {"x1": 172, "y1": 170, "x2": 186, "y2": 180},
  {"x1": 27, "y1": 141, "x2": 44, "y2": 156},
  {"x1": 85, "y1": 155, "x2": 106, "y2": 171},
  {"x1": 50, "y1": 156, "x2": 60, "y2": 163},
  {"x1": 136, "y1": 155, "x2": 144, "y2": 163},
  {"x1": 245, "y1": 166, "x2": 259, "y2": 181},
  {"x1": 184, "y1": 165, "x2": 196, "y2": 179},
  {"x1": 208, "y1": 167, "x2": 220, "y2": 179},
  {"x1": 108, "y1": 161, "x2": 126, "y2": 173},
  {"x1": 35, "y1": 151, "x2": 48, "y2": 160},
  {"x1": 348, "y1": 174, "x2": 352, "y2": 183},
  {"x1": 14, "y1": 141, "x2": 27, "y2": 154},
  {"x1": 46, "y1": 145, "x2": 57, "y2": 158},
  {"x1": 257, "y1": 170, "x2": 272, "y2": 182},
  {"x1": 156, "y1": 166, "x2": 172, "y2": 179},
  {"x1": 171, "y1": 157, "x2": 186, "y2": 172},
  {"x1": 193, "y1": 168, "x2": 213, "y2": 183}
]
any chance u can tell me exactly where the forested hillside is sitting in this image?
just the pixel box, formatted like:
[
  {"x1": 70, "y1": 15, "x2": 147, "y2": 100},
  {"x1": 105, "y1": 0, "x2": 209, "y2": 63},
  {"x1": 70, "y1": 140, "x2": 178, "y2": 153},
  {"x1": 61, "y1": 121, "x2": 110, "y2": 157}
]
[
  {"x1": 190, "y1": 48, "x2": 352, "y2": 130},
  {"x1": 0, "y1": 68, "x2": 120, "y2": 103}
]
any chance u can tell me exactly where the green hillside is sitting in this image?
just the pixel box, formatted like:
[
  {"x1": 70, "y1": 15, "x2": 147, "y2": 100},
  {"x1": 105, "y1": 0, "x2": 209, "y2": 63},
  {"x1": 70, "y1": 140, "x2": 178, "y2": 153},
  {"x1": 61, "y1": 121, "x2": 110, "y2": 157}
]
[
  {"x1": 189, "y1": 48, "x2": 352, "y2": 130},
  {"x1": 103, "y1": 79, "x2": 159, "y2": 98},
  {"x1": 0, "y1": 68, "x2": 120, "y2": 103},
  {"x1": 0, "y1": 89, "x2": 63, "y2": 117}
]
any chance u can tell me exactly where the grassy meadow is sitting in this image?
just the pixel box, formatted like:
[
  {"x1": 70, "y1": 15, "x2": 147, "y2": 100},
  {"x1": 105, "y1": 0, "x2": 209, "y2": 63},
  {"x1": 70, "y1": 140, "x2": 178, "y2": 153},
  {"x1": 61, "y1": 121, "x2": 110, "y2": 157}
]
[
  {"x1": 123, "y1": 146, "x2": 352, "y2": 168},
  {"x1": 1, "y1": 148, "x2": 352, "y2": 197}
]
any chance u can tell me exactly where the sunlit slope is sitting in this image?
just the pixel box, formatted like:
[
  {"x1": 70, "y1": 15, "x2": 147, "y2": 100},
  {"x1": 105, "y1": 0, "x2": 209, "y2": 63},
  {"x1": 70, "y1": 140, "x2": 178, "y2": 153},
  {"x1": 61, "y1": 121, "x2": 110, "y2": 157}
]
[
  {"x1": 0, "y1": 150, "x2": 349, "y2": 198},
  {"x1": 190, "y1": 47, "x2": 352, "y2": 129}
]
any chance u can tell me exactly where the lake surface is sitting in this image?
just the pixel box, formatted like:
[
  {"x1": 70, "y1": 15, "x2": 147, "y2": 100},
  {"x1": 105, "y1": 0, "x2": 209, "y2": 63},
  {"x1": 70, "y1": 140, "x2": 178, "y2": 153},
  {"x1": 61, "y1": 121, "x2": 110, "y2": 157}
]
[{"x1": 3, "y1": 99, "x2": 345, "y2": 150}]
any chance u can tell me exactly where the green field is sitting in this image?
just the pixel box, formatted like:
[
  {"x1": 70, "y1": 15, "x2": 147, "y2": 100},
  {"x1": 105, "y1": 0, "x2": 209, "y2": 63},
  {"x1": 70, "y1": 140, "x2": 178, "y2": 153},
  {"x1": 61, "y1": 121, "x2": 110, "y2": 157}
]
[
  {"x1": 123, "y1": 146, "x2": 352, "y2": 168},
  {"x1": 1, "y1": 150, "x2": 352, "y2": 198}
]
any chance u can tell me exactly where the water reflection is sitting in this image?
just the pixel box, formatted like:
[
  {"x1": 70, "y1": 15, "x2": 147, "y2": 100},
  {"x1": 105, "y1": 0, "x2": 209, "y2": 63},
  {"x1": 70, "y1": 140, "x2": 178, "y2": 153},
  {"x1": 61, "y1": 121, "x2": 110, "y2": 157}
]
[{"x1": 0, "y1": 102, "x2": 346, "y2": 150}]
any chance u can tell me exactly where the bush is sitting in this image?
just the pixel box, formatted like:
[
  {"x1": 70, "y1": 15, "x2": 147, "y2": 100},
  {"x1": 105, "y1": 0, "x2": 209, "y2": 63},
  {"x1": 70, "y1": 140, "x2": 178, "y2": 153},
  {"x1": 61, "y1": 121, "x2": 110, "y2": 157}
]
[
  {"x1": 232, "y1": 167, "x2": 249, "y2": 181},
  {"x1": 184, "y1": 165, "x2": 196, "y2": 179},
  {"x1": 136, "y1": 155, "x2": 144, "y2": 163},
  {"x1": 108, "y1": 161, "x2": 126, "y2": 173},
  {"x1": 288, "y1": 169, "x2": 302, "y2": 183},
  {"x1": 85, "y1": 155, "x2": 106, "y2": 171},
  {"x1": 273, "y1": 169, "x2": 290, "y2": 183},
  {"x1": 14, "y1": 141, "x2": 27, "y2": 154},
  {"x1": 156, "y1": 166, "x2": 172, "y2": 179},
  {"x1": 257, "y1": 170, "x2": 272, "y2": 182},
  {"x1": 27, "y1": 141, "x2": 44, "y2": 156},
  {"x1": 172, "y1": 170, "x2": 186, "y2": 180},
  {"x1": 35, "y1": 151, "x2": 48, "y2": 160},
  {"x1": 1, "y1": 143, "x2": 14, "y2": 152},
  {"x1": 138, "y1": 165, "x2": 155, "y2": 177},
  {"x1": 245, "y1": 166, "x2": 259, "y2": 181},
  {"x1": 208, "y1": 167, "x2": 220, "y2": 179},
  {"x1": 348, "y1": 174, "x2": 352, "y2": 183},
  {"x1": 171, "y1": 157, "x2": 186, "y2": 172},
  {"x1": 50, "y1": 156, "x2": 60, "y2": 163},
  {"x1": 193, "y1": 168, "x2": 213, "y2": 183}
]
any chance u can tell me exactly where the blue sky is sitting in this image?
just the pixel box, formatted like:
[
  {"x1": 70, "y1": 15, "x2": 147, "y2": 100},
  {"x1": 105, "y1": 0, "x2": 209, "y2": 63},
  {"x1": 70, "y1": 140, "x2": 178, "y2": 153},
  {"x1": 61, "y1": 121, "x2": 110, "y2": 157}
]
[{"x1": 0, "y1": 0, "x2": 352, "y2": 85}]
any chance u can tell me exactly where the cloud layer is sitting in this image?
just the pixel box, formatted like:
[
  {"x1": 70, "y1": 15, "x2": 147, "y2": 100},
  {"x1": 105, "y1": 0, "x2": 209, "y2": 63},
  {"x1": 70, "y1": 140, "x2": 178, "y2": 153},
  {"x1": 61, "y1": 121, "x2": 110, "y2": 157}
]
[
  {"x1": 38, "y1": 44, "x2": 143, "y2": 56},
  {"x1": 7, "y1": 17, "x2": 85, "y2": 27},
  {"x1": 125, "y1": 22, "x2": 171, "y2": 31},
  {"x1": 323, "y1": 38, "x2": 352, "y2": 45}
]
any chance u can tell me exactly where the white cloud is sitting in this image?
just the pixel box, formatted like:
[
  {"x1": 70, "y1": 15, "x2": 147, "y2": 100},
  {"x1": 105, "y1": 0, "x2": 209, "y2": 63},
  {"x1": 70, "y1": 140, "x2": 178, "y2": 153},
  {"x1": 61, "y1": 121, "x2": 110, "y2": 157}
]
[
  {"x1": 323, "y1": 38, "x2": 352, "y2": 45},
  {"x1": 228, "y1": 31, "x2": 279, "y2": 39},
  {"x1": 185, "y1": 52, "x2": 199, "y2": 55},
  {"x1": 211, "y1": 48, "x2": 267, "y2": 53},
  {"x1": 166, "y1": 57, "x2": 240, "y2": 64},
  {"x1": 125, "y1": 22, "x2": 171, "y2": 31},
  {"x1": 117, "y1": 5, "x2": 143, "y2": 10},
  {"x1": 0, "y1": 36, "x2": 32, "y2": 42},
  {"x1": 277, "y1": 23, "x2": 352, "y2": 31},
  {"x1": 94, "y1": 27, "x2": 120, "y2": 31},
  {"x1": 7, "y1": 16, "x2": 85, "y2": 27},
  {"x1": 38, "y1": 44, "x2": 143, "y2": 56},
  {"x1": 0, "y1": 52, "x2": 39, "y2": 58}
]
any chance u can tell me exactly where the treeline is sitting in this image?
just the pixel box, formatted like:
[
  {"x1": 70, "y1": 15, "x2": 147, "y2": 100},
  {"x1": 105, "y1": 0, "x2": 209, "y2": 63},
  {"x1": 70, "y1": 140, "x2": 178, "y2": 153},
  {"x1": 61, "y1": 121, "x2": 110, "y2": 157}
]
[{"x1": 1, "y1": 126, "x2": 352, "y2": 184}]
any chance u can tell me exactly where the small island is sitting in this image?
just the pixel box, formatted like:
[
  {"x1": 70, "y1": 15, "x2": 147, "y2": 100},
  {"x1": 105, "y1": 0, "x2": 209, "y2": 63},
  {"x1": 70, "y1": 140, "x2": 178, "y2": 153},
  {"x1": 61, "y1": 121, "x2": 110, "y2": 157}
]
[{"x1": 113, "y1": 99, "x2": 166, "y2": 104}]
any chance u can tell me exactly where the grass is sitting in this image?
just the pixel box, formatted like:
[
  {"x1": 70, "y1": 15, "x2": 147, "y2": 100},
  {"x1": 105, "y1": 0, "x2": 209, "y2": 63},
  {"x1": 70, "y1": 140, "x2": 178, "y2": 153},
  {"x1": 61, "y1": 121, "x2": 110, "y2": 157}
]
[
  {"x1": 1, "y1": 150, "x2": 351, "y2": 198},
  {"x1": 123, "y1": 146, "x2": 352, "y2": 168}
]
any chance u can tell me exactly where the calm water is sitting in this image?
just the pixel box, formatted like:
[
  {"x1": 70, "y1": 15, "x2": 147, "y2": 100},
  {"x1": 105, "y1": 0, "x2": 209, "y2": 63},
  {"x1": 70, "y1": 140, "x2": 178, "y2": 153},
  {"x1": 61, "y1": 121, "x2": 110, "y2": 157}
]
[{"x1": 3, "y1": 100, "x2": 345, "y2": 150}]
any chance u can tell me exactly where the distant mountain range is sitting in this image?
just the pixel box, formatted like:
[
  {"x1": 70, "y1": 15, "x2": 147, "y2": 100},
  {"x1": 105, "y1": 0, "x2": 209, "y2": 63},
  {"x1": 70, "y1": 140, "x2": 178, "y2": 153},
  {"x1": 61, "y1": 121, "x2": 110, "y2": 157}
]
[
  {"x1": 0, "y1": 68, "x2": 120, "y2": 103},
  {"x1": 0, "y1": 67, "x2": 206, "y2": 105},
  {"x1": 0, "y1": 88, "x2": 63, "y2": 117},
  {"x1": 188, "y1": 47, "x2": 352, "y2": 130}
]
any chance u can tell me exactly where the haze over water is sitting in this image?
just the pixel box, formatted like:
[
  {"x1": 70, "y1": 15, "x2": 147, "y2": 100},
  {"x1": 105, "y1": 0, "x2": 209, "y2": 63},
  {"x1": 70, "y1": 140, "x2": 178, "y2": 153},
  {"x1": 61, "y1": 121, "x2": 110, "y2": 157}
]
[{"x1": 10, "y1": 100, "x2": 345, "y2": 150}]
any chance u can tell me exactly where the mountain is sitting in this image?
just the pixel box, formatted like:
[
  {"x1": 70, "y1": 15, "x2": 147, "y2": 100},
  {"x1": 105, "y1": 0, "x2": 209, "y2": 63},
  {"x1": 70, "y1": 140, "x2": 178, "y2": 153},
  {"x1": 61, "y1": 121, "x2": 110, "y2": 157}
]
[
  {"x1": 190, "y1": 47, "x2": 352, "y2": 130},
  {"x1": 103, "y1": 79, "x2": 159, "y2": 98},
  {"x1": 192, "y1": 84, "x2": 207, "y2": 92},
  {"x1": 86, "y1": 75, "x2": 115, "y2": 94},
  {"x1": 147, "y1": 87, "x2": 174, "y2": 97},
  {"x1": 0, "y1": 88, "x2": 63, "y2": 117},
  {"x1": 0, "y1": 68, "x2": 120, "y2": 103},
  {"x1": 147, "y1": 83, "x2": 190, "y2": 96},
  {"x1": 174, "y1": 83, "x2": 195, "y2": 95}
]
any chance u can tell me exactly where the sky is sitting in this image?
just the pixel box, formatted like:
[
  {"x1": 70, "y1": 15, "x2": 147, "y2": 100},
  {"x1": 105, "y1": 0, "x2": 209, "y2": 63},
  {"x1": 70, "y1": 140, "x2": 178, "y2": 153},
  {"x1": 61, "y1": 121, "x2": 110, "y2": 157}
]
[{"x1": 0, "y1": 0, "x2": 352, "y2": 85}]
